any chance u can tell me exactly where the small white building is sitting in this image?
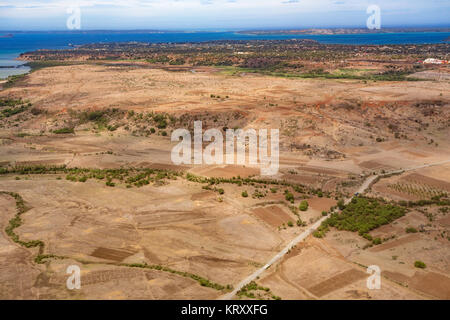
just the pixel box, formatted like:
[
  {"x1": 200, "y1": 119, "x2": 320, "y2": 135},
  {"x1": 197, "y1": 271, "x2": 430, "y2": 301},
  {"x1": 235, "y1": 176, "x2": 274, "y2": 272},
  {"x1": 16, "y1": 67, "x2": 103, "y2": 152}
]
[{"x1": 423, "y1": 58, "x2": 449, "y2": 65}]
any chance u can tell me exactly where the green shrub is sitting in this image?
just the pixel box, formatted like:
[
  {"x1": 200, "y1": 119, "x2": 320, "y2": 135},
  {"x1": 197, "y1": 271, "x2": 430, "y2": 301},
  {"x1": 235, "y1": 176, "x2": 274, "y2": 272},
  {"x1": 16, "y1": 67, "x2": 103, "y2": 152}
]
[
  {"x1": 337, "y1": 199, "x2": 346, "y2": 210},
  {"x1": 372, "y1": 238, "x2": 382, "y2": 245},
  {"x1": 252, "y1": 189, "x2": 265, "y2": 199},
  {"x1": 287, "y1": 221, "x2": 294, "y2": 227},
  {"x1": 107, "y1": 125, "x2": 119, "y2": 131},
  {"x1": 53, "y1": 127, "x2": 74, "y2": 134},
  {"x1": 242, "y1": 191, "x2": 248, "y2": 197},
  {"x1": 157, "y1": 119, "x2": 168, "y2": 129},
  {"x1": 299, "y1": 200, "x2": 309, "y2": 211},
  {"x1": 414, "y1": 261, "x2": 426, "y2": 269},
  {"x1": 285, "y1": 192, "x2": 294, "y2": 203},
  {"x1": 362, "y1": 233, "x2": 373, "y2": 241},
  {"x1": 313, "y1": 230, "x2": 325, "y2": 238},
  {"x1": 106, "y1": 181, "x2": 115, "y2": 187},
  {"x1": 66, "y1": 175, "x2": 77, "y2": 182},
  {"x1": 406, "y1": 227, "x2": 418, "y2": 233},
  {"x1": 87, "y1": 110, "x2": 105, "y2": 122}
]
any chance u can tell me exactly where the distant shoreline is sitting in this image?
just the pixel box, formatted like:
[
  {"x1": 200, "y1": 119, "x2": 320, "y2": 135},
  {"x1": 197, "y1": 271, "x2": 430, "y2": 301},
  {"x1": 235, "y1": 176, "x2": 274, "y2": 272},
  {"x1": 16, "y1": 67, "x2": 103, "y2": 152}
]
[
  {"x1": 1, "y1": 30, "x2": 449, "y2": 79},
  {"x1": 1, "y1": 27, "x2": 449, "y2": 35},
  {"x1": 236, "y1": 28, "x2": 450, "y2": 36}
]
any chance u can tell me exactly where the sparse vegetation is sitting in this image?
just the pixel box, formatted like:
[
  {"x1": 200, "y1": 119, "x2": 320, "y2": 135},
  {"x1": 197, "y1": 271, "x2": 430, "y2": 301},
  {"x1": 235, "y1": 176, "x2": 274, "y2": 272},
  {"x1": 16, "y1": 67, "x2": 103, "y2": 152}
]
[
  {"x1": 237, "y1": 281, "x2": 281, "y2": 300},
  {"x1": 299, "y1": 200, "x2": 309, "y2": 211},
  {"x1": 314, "y1": 196, "x2": 407, "y2": 240},
  {"x1": 406, "y1": 227, "x2": 418, "y2": 233},
  {"x1": 0, "y1": 191, "x2": 53, "y2": 264},
  {"x1": 0, "y1": 165, "x2": 183, "y2": 189},
  {"x1": 285, "y1": 191, "x2": 295, "y2": 203},
  {"x1": 0, "y1": 190, "x2": 232, "y2": 291},
  {"x1": 1, "y1": 36, "x2": 449, "y2": 301},
  {"x1": 0, "y1": 98, "x2": 29, "y2": 118},
  {"x1": 53, "y1": 127, "x2": 75, "y2": 134},
  {"x1": 414, "y1": 260, "x2": 426, "y2": 269},
  {"x1": 389, "y1": 182, "x2": 448, "y2": 200},
  {"x1": 123, "y1": 262, "x2": 230, "y2": 291}
]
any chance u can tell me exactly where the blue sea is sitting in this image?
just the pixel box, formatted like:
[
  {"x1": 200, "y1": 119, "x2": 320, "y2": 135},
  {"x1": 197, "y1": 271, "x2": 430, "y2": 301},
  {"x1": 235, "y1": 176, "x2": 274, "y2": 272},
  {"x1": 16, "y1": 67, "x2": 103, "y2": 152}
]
[{"x1": 1, "y1": 31, "x2": 449, "y2": 79}]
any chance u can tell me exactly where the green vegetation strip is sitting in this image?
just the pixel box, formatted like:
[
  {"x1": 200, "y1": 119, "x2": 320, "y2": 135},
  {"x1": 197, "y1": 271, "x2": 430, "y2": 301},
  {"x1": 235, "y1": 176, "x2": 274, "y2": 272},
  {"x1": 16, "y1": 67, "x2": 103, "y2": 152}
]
[
  {"x1": 122, "y1": 263, "x2": 232, "y2": 291},
  {"x1": 186, "y1": 172, "x2": 329, "y2": 198},
  {"x1": 237, "y1": 281, "x2": 281, "y2": 300},
  {"x1": 219, "y1": 66, "x2": 422, "y2": 82},
  {"x1": 0, "y1": 190, "x2": 231, "y2": 291},
  {"x1": 1, "y1": 191, "x2": 64, "y2": 264},
  {"x1": 0, "y1": 165, "x2": 183, "y2": 189},
  {"x1": 0, "y1": 165, "x2": 342, "y2": 290},
  {"x1": 25, "y1": 61, "x2": 90, "y2": 72},
  {"x1": 0, "y1": 165, "x2": 332, "y2": 199},
  {"x1": 314, "y1": 196, "x2": 407, "y2": 244},
  {"x1": 53, "y1": 128, "x2": 75, "y2": 134}
]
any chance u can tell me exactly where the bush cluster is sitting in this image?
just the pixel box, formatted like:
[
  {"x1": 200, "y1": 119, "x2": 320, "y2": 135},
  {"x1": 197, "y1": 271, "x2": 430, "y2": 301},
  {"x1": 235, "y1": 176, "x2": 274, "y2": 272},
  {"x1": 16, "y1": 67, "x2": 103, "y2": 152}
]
[{"x1": 314, "y1": 196, "x2": 406, "y2": 241}]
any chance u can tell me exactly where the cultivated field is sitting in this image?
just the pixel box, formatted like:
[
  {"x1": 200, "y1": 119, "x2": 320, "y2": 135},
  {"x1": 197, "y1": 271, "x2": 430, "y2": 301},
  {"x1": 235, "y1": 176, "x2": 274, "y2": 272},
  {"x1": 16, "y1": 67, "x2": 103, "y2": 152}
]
[{"x1": 0, "y1": 52, "x2": 449, "y2": 299}]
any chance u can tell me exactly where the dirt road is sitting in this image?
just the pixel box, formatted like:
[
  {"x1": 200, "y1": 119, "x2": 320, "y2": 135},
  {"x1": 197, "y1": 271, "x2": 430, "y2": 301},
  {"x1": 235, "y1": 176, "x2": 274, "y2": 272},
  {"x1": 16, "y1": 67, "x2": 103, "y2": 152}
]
[{"x1": 219, "y1": 159, "x2": 450, "y2": 300}]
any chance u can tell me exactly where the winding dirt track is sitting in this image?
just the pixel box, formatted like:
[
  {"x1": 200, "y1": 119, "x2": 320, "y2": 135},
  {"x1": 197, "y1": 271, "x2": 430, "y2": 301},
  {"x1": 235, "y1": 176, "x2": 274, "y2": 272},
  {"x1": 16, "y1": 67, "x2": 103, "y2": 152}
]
[{"x1": 219, "y1": 159, "x2": 450, "y2": 300}]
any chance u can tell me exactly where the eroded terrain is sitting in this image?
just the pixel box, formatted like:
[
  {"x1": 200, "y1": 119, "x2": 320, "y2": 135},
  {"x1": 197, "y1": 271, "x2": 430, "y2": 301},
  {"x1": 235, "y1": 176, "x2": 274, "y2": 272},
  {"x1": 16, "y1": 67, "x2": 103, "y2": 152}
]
[{"x1": 0, "y1": 51, "x2": 449, "y2": 299}]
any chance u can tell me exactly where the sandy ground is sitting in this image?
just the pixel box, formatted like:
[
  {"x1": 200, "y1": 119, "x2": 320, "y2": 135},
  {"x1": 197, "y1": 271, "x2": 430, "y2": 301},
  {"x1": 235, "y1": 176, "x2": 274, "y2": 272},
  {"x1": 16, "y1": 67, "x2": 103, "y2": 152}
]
[
  {"x1": 0, "y1": 63, "x2": 449, "y2": 299},
  {"x1": 3, "y1": 64, "x2": 449, "y2": 175}
]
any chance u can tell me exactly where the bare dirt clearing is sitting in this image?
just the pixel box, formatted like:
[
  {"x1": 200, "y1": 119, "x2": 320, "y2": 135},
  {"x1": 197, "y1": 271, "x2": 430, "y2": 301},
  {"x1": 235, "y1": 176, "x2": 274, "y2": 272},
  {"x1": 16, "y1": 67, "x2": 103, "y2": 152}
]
[
  {"x1": 0, "y1": 176, "x2": 295, "y2": 299},
  {"x1": 2, "y1": 64, "x2": 449, "y2": 178},
  {"x1": 1, "y1": 63, "x2": 449, "y2": 300}
]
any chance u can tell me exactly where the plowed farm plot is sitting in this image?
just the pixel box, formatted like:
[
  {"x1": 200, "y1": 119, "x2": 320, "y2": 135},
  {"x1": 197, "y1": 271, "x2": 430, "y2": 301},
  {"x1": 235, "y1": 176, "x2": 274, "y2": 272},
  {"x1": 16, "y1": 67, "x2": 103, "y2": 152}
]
[{"x1": 251, "y1": 206, "x2": 294, "y2": 228}]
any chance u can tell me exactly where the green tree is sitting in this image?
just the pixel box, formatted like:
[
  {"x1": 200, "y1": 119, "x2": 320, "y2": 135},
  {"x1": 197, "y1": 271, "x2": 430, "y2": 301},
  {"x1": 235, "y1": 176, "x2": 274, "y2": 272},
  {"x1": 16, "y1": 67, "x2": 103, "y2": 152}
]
[
  {"x1": 285, "y1": 192, "x2": 294, "y2": 203},
  {"x1": 299, "y1": 200, "x2": 309, "y2": 211},
  {"x1": 337, "y1": 199, "x2": 345, "y2": 210}
]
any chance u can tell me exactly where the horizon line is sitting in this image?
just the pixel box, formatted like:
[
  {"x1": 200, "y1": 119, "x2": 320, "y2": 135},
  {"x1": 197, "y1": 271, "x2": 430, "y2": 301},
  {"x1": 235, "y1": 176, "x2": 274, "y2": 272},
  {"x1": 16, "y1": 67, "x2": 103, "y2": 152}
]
[{"x1": 2, "y1": 25, "x2": 450, "y2": 33}]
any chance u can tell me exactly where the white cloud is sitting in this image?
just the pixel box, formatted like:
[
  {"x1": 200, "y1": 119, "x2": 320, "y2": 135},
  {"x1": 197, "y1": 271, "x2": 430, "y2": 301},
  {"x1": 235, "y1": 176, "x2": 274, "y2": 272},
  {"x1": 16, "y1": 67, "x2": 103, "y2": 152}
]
[
  {"x1": 0, "y1": 0, "x2": 431, "y2": 11},
  {"x1": 0, "y1": 0, "x2": 448, "y2": 29}
]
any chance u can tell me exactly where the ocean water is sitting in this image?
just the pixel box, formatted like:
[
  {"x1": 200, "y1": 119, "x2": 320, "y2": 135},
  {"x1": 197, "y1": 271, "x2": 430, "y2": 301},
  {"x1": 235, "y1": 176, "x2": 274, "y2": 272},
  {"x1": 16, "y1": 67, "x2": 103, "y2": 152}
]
[
  {"x1": 0, "y1": 49, "x2": 31, "y2": 79},
  {"x1": 0, "y1": 31, "x2": 449, "y2": 79}
]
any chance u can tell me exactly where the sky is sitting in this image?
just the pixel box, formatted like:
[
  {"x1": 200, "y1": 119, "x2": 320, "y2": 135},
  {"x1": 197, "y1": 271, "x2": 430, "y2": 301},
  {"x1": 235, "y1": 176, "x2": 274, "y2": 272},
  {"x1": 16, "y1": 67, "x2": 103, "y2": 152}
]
[{"x1": 0, "y1": 0, "x2": 449, "y2": 31}]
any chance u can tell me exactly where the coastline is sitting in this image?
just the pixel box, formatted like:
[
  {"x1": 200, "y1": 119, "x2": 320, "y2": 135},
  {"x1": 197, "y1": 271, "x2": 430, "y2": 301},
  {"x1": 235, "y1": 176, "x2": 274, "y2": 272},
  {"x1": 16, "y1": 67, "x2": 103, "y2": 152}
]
[
  {"x1": 1, "y1": 30, "x2": 449, "y2": 80},
  {"x1": 0, "y1": 60, "x2": 30, "y2": 80},
  {"x1": 235, "y1": 27, "x2": 450, "y2": 35}
]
